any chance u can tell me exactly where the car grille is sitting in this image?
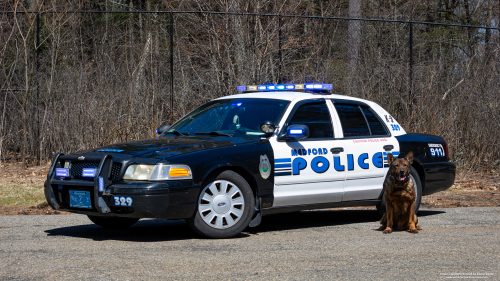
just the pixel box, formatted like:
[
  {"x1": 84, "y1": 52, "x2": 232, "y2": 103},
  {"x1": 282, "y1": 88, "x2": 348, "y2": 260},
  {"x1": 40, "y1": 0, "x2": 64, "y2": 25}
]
[{"x1": 70, "y1": 161, "x2": 122, "y2": 179}]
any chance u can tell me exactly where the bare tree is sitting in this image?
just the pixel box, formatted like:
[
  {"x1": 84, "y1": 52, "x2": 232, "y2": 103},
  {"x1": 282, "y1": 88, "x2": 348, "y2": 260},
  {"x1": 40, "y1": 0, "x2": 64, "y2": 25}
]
[
  {"x1": 0, "y1": 0, "x2": 499, "y2": 171},
  {"x1": 346, "y1": 0, "x2": 361, "y2": 96}
]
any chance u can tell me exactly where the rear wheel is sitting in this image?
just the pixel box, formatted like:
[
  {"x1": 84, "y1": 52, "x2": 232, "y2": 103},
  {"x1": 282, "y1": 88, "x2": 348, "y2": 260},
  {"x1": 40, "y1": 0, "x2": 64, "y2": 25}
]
[
  {"x1": 187, "y1": 170, "x2": 255, "y2": 239},
  {"x1": 376, "y1": 166, "x2": 422, "y2": 217},
  {"x1": 87, "y1": 215, "x2": 139, "y2": 229}
]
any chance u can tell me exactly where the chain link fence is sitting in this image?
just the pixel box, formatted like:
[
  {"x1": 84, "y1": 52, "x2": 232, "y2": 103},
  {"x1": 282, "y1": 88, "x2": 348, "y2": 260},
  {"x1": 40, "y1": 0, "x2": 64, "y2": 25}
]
[{"x1": 1, "y1": 9, "x2": 499, "y2": 170}]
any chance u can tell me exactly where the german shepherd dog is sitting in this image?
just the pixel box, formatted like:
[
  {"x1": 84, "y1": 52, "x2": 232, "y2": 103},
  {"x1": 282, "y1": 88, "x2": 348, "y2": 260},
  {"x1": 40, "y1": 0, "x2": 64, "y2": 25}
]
[{"x1": 379, "y1": 152, "x2": 421, "y2": 234}]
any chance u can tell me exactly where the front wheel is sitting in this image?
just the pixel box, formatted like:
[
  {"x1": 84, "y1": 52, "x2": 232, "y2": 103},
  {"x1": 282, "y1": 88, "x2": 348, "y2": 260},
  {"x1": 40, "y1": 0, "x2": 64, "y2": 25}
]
[
  {"x1": 376, "y1": 166, "x2": 423, "y2": 217},
  {"x1": 187, "y1": 170, "x2": 255, "y2": 239},
  {"x1": 87, "y1": 215, "x2": 139, "y2": 229}
]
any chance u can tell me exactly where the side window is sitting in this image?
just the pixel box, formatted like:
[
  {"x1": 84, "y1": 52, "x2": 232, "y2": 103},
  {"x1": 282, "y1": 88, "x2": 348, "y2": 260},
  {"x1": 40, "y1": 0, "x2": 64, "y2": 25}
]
[
  {"x1": 334, "y1": 104, "x2": 371, "y2": 137},
  {"x1": 289, "y1": 102, "x2": 334, "y2": 139},
  {"x1": 334, "y1": 103, "x2": 389, "y2": 137},
  {"x1": 360, "y1": 107, "x2": 388, "y2": 135}
]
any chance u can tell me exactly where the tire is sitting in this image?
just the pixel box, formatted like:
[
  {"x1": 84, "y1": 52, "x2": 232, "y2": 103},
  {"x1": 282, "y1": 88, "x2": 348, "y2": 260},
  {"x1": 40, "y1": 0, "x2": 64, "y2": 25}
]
[
  {"x1": 187, "y1": 170, "x2": 255, "y2": 239},
  {"x1": 376, "y1": 166, "x2": 422, "y2": 217},
  {"x1": 87, "y1": 215, "x2": 139, "y2": 229}
]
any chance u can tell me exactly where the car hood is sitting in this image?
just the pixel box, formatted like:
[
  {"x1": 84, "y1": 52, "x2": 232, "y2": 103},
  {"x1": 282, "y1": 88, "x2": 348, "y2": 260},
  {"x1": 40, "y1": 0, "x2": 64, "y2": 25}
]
[{"x1": 75, "y1": 136, "x2": 259, "y2": 159}]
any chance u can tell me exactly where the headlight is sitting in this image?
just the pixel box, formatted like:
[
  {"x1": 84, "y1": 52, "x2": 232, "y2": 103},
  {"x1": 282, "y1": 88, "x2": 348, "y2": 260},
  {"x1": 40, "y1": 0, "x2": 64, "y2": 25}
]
[{"x1": 123, "y1": 164, "x2": 192, "y2": 180}]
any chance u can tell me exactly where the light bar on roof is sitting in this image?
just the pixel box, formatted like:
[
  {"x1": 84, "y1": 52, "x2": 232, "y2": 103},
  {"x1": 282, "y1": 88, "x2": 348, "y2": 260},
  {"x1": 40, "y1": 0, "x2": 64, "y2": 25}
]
[
  {"x1": 305, "y1": 83, "x2": 333, "y2": 90},
  {"x1": 237, "y1": 83, "x2": 332, "y2": 92}
]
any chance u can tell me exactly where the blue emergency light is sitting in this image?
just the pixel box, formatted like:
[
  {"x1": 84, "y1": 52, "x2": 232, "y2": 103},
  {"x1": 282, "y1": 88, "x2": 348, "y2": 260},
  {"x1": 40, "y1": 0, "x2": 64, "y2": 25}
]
[
  {"x1": 55, "y1": 168, "x2": 69, "y2": 177},
  {"x1": 237, "y1": 83, "x2": 333, "y2": 92},
  {"x1": 97, "y1": 149, "x2": 124, "y2": 153},
  {"x1": 99, "y1": 177, "x2": 104, "y2": 192},
  {"x1": 82, "y1": 168, "x2": 96, "y2": 178}
]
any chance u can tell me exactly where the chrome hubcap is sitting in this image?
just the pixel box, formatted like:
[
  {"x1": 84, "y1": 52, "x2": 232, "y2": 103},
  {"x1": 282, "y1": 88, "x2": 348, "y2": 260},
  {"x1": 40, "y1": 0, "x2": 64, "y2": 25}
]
[{"x1": 198, "y1": 180, "x2": 245, "y2": 229}]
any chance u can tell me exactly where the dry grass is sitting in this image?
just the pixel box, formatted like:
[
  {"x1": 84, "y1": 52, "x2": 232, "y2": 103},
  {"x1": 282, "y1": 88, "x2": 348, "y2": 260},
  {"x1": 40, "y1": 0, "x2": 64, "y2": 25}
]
[
  {"x1": 451, "y1": 170, "x2": 500, "y2": 191},
  {"x1": 0, "y1": 163, "x2": 49, "y2": 207}
]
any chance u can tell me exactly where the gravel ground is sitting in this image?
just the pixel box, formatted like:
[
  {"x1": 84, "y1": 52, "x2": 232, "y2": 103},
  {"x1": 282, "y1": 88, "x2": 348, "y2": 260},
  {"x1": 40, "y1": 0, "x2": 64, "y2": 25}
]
[{"x1": 1, "y1": 207, "x2": 499, "y2": 280}]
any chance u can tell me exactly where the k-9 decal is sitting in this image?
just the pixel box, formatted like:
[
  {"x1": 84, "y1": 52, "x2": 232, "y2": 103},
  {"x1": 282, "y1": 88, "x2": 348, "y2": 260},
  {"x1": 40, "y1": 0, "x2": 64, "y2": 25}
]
[{"x1": 429, "y1": 143, "x2": 445, "y2": 157}]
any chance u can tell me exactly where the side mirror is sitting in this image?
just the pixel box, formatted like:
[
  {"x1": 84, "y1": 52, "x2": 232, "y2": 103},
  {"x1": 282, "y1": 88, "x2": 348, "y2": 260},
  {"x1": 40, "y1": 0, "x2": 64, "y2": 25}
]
[
  {"x1": 260, "y1": 121, "x2": 276, "y2": 135},
  {"x1": 156, "y1": 124, "x2": 171, "y2": 135},
  {"x1": 286, "y1": 124, "x2": 310, "y2": 141}
]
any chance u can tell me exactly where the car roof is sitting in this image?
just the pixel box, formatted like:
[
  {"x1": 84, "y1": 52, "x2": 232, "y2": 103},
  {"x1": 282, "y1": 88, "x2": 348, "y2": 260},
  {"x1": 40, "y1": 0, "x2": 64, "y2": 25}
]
[{"x1": 216, "y1": 91, "x2": 371, "y2": 104}]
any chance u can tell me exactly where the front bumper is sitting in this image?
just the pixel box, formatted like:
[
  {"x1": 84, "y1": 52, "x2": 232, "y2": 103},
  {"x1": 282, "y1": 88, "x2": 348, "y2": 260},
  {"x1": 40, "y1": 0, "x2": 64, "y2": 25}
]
[{"x1": 44, "y1": 153, "x2": 200, "y2": 219}]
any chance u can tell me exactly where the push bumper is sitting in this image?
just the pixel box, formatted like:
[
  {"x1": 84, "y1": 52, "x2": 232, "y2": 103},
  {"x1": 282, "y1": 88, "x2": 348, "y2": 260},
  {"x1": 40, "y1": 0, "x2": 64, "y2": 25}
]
[{"x1": 44, "y1": 153, "x2": 199, "y2": 219}]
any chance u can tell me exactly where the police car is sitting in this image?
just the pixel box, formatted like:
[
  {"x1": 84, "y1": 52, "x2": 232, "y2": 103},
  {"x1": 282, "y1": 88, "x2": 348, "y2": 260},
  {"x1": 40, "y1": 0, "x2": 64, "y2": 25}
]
[{"x1": 44, "y1": 83, "x2": 456, "y2": 238}]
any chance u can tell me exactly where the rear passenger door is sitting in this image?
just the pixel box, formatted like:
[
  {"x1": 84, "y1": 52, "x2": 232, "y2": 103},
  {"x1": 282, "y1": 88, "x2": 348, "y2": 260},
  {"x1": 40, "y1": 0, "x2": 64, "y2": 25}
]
[
  {"x1": 330, "y1": 100, "x2": 399, "y2": 201},
  {"x1": 270, "y1": 99, "x2": 346, "y2": 207}
]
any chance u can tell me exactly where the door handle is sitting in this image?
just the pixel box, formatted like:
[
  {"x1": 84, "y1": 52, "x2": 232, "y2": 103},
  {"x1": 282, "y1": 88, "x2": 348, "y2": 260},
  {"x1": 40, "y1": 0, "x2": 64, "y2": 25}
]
[
  {"x1": 383, "y1": 145, "x2": 394, "y2": 151},
  {"x1": 330, "y1": 147, "x2": 344, "y2": 154}
]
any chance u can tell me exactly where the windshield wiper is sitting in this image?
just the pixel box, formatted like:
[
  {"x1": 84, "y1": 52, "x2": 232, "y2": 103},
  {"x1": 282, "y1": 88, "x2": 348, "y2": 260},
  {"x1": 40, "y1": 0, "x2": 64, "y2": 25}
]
[
  {"x1": 195, "y1": 131, "x2": 234, "y2": 137},
  {"x1": 165, "y1": 130, "x2": 189, "y2": 136}
]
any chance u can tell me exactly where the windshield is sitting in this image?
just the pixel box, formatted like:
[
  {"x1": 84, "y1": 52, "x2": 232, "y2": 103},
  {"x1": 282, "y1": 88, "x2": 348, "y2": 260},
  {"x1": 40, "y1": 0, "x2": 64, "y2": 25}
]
[{"x1": 165, "y1": 98, "x2": 290, "y2": 138}]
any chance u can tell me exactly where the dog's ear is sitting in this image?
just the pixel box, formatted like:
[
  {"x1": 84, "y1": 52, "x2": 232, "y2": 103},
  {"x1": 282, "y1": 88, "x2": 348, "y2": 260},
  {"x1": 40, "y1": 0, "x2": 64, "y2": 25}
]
[
  {"x1": 405, "y1": 151, "x2": 414, "y2": 165},
  {"x1": 387, "y1": 153, "x2": 395, "y2": 165}
]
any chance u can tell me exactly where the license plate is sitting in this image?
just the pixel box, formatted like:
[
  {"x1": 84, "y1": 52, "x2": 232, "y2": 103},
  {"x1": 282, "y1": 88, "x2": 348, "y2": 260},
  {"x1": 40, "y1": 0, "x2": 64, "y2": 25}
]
[{"x1": 69, "y1": 190, "x2": 92, "y2": 209}]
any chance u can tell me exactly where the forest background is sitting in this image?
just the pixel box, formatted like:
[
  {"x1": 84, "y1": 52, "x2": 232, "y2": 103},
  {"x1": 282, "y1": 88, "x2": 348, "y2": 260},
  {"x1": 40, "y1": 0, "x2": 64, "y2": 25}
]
[{"x1": 0, "y1": 0, "x2": 499, "y2": 173}]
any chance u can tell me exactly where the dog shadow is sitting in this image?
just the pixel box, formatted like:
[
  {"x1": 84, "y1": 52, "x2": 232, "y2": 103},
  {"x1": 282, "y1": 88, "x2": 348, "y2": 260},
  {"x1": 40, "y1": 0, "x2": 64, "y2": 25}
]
[
  {"x1": 44, "y1": 209, "x2": 445, "y2": 241},
  {"x1": 415, "y1": 210, "x2": 446, "y2": 217},
  {"x1": 371, "y1": 209, "x2": 446, "y2": 232}
]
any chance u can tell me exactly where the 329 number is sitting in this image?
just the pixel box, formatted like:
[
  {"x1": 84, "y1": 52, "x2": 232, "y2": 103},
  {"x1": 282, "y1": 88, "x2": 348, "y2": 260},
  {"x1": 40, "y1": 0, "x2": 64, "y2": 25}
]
[{"x1": 114, "y1": 196, "x2": 133, "y2": 206}]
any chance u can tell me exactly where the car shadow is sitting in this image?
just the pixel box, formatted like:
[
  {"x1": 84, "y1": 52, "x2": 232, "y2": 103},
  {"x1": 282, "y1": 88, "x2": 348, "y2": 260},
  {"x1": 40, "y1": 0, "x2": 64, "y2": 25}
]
[
  {"x1": 45, "y1": 219, "x2": 213, "y2": 242},
  {"x1": 44, "y1": 209, "x2": 445, "y2": 242},
  {"x1": 249, "y1": 209, "x2": 444, "y2": 234}
]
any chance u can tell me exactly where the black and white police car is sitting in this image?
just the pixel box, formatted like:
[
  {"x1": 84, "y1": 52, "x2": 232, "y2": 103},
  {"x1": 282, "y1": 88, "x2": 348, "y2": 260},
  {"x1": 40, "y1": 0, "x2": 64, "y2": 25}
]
[{"x1": 45, "y1": 83, "x2": 455, "y2": 238}]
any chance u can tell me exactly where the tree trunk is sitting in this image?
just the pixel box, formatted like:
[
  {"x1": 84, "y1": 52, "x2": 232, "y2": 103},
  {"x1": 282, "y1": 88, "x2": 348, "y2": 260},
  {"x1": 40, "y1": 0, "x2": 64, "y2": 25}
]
[
  {"x1": 484, "y1": 0, "x2": 493, "y2": 59},
  {"x1": 22, "y1": 108, "x2": 27, "y2": 167},
  {"x1": 346, "y1": 0, "x2": 361, "y2": 96},
  {"x1": 464, "y1": 1, "x2": 474, "y2": 58}
]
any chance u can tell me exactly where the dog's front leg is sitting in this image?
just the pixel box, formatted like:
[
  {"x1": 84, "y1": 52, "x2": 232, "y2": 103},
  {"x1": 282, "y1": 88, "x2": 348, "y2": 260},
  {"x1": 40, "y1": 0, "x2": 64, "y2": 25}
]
[
  {"x1": 383, "y1": 201, "x2": 393, "y2": 234},
  {"x1": 379, "y1": 212, "x2": 387, "y2": 230},
  {"x1": 408, "y1": 201, "x2": 419, "y2": 233}
]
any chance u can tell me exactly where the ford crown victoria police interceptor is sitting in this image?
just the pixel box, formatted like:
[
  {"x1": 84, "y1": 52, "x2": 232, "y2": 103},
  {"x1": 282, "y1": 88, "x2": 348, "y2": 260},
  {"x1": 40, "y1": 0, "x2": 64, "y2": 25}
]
[{"x1": 44, "y1": 83, "x2": 455, "y2": 238}]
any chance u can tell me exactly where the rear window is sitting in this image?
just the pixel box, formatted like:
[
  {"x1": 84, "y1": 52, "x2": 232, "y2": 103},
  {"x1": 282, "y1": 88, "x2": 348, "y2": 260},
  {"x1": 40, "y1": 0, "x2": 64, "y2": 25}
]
[
  {"x1": 360, "y1": 107, "x2": 388, "y2": 135},
  {"x1": 334, "y1": 104, "x2": 370, "y2": 137},
  {"x1": 334, "y1": 103, "x2": 388, "y2": 137}
]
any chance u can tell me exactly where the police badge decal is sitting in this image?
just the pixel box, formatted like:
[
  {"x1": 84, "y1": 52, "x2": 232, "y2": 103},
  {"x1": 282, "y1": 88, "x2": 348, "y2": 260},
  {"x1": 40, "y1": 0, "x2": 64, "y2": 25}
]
[{"x1": 259, "y1": 154, "x2": 271, "y2": 179}]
